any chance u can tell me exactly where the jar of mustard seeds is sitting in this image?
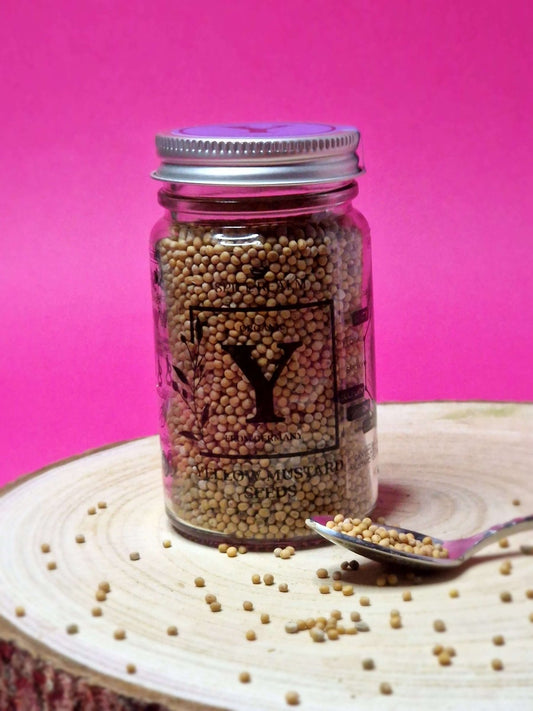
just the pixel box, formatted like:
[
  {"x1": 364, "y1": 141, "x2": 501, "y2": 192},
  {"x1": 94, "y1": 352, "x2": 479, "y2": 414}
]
[{"x1": 150, "y1": 122, "x2": 378, "y2": 548}]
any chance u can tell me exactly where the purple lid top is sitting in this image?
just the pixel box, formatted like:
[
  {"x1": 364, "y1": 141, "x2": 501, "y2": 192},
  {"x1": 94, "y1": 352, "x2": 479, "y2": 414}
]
[{"x1": 153, "y1": 122, "x2": 363, "y2": 186}]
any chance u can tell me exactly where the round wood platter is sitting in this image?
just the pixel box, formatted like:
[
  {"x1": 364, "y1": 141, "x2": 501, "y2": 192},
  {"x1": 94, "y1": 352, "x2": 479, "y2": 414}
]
[{"x1": 1, "y1": 402, "x2": 532, "y2": 711}]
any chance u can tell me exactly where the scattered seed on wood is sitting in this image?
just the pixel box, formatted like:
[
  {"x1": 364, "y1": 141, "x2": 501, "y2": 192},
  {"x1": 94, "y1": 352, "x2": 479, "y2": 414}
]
[
  {"x1": 449, "y1": 588, "x2": 459, "y2": 598},
  {"x1": 99, "y1": 581, "x2": 111, "y2": 593},
  {"x1": 342, "y1": 585, "x2": 354, "y2": 596},
  {"x1": 526, "y1": 589, "x2": 533, "y2": 599},
  {"x1": 114, "y1": 629, "x2": 126, "y2": 640},
  {"x1": 499, "y1": 538, "x2": 510, "y2": 548},
  {"x1": 359, "y1": 596, "x2": 371, "y2": 606},
  {"x1": 129, "y1": 552, "x2": 140, "y2": 561},
  {"x1": 330, "y1": 610, "x2": 342, "y2": 620},
  {"x1": 529, "y1": 612, "x2": 533, "y2": 623},
  {"x1": 332, "y1": 571, "x2": 342, "y2": 581},
  {"x1": 350, "y1": 611, "x2": 361, "y2": 622},
  {"x1": 239, "y1": 671, "x2": 251, "y2": 683},
  {"x1": 285, "y1": 690, "x2": 300, "y2": 706},
  {"x1": 362, "y1": 658, "x2": 375, "y2": 670},
  {"x1": 251, "y1": 574, "x2": 261, "y2": 584},
  {"x1": 263, "y1": 573, "x2": 274, "y2": 586},
  {"x1": 512, "y1": 498, "x2": 521, "y2": 506},
  {"x1": 47, "y1": 561, "x2": 57, "y2": 571},
  {"x1": 376, "y1": 575, "x2": 387, "y2": 587},
  {"x1": 327, "y1": 628, "x2": 339, "y2": 640},
  {"x1": 500, "y1": 591, "x2": 512, "y2": 603},
  {"x1": 332, "y1": 581, "x2": 343, "y2": 591},
  {"x1": 95, "y1": 590, "x2": 107, "y2": 602},
  {"x1": 260, "y1": 613, "x2": 270, "y2": 624},
  {"x1": 210, "y1": 601, "x2": 222, "y2": 612},
  {"x1": 438, "y1": 651, "x2": 452, "y2": 666},
  {"x1": 238, "y1": 546, "x2": 247, "y2": 554},
  {"x1": 15, "y1": 606, "x2": 25, "y2": 617},
  {"x1": 167, "y1": 625, "x2": 178, "y2": 636},
  {"x1": 205, "y1": 593, "x2": 217, "y2": 604},
  {"x1": 379, "y1": 682, "x2": 393, "y2": 695},
  {"x1": 97, "y1": 501, "x2": 107, "y2": 509},
  {"x1": 433, "y1": 644, "x2": 444, "y2": 655},
  {"x1": 194, "y1": 577, "x2": 205, "y2": 587},
  {"x1": 319, "y1": 585, "x2": 330, "y2": 594},
  {"x1": 297, "y1": 619, "x2": 308, "y2": 631},
  {"x1": 387, "y1": 574, "x2": 399, "y2": 586},
  {"x1": 354, "y1": 621, "x2": 370, "y2": 632},
  {"x1": 492, "y1": 635, "x2": 505, "y2": 646},
  {"x1": 87, "y1": 507, "x2": 96, "y2": 515},
  {"x1": 91, "y1": 605, "x2": 103, "y2": 617},
  {"x1": 499, "y1": 560, "x2": 512, "y2": 575},
  {"x1": 402, "y1": 590, "x2": 412, "y2": 601},
  {"x1": 66, "y1": 624, "x2": 79, "y2": 635},
  {"x1": 162, "y1": 539, "x2": 172, "y2": 548},
  {"x1": 245, "y1": 629, "x2": 256, "y2": 641},
  {"x1": 243, "y1": 600, "x2": 254, "y2": 611},
  {"x1": 126, "y1": 663, "x2": 136, "y2": 674},
  {"x1": 491, "y1": 658, "x2": 504, "y2": 671},
  {"x1": 227, "y1": 546, "x2": 238, "y2": 558},
  {"x1": 280, "y1": 548, "x2": 292, "y2": 559},
  {"x1": 316, "y1": 568, "x2": 329, "y2": 579},
  {"x1": 75, "y1": 534, "x2": 85, "y2": 544},
  {"x1": 218, "y1": 543, "x2": 228, "y2": 553},
  {"x1": 278, "y1": 583, "x2": 289, "y2": 593},
  {"x1": 445, "y1": 646, "x2": 456, "y2": 657},
  {"x1": 433, "y1": 619, "x2": 446, "y2": 632},
  {"x1": 390, "y1": 615, "x2": 402, "y2": 629},
  {"x1": 274, "y1": 547, "x2": 282, "y2": 557},
  {"x1": 310, "y1": 628, "x2": 326, "y2": 642},
  {"x1": 41, "y1": 543, "x2": 51, "y2": 554},
  {"x1": 285, "y1": 621, "x2": 299, "y2": 634}
]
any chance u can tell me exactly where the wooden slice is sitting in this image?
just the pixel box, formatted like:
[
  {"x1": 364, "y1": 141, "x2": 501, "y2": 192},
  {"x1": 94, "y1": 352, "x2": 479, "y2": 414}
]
[{"x1": 1, "y1": 403, "x2": 532, "y2": 710}]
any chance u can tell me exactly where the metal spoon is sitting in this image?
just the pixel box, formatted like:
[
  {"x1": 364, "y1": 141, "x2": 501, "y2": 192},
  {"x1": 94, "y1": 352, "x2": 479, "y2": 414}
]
[{"x1": 305, "y1": 514, "x2": 533, "y2": 571}]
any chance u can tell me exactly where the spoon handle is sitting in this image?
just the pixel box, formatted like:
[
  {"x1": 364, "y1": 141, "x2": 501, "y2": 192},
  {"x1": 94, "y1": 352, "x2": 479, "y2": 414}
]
[{"x1": 453, "y1": 514, "x2": 533, "y2": 560}]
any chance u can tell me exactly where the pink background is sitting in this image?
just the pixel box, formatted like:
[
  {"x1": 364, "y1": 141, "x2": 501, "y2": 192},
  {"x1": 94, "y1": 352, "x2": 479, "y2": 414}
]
[{"x1": 1, "y1": 0, "x2": 532, "y2": 486}]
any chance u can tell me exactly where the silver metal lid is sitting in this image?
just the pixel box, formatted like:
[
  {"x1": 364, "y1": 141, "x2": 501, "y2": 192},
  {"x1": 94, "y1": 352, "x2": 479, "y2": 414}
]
[{"x1": 152, "y1": 122, "x2": 364, "y2": 186}]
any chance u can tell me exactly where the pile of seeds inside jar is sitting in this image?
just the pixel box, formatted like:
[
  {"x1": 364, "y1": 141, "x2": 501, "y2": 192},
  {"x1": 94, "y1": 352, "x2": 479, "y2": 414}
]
[
  {"x1": 153, "y1": 211, "x2": 377, "y2": 546},
  {"x1": 326, "y1": 515, "x2": 450, "y2": 558}
]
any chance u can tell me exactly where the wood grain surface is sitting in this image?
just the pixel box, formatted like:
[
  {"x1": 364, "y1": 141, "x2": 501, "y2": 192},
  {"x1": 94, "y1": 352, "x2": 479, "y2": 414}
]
[{"x1": 1, "y1": 403, "x2": 532, "y2": 711}]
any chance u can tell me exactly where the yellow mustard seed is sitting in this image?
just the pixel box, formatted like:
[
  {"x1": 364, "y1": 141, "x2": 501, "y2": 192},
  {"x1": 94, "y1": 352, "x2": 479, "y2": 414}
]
[
  {"x1": 499, "y1": 561, "x2": 512, "y2": 575},
  {"x1": 280, "y1": 547, "x2": 292, "y2": 559},
  {"x1": 512, "y1": 498, "x2": 521, "y2": 506},
  {"x1": 376, "y1": 575, "x2": 387, "y2": 587},
  {"x1": 342, "y1": 584, "x2": 354, "y2": 596},
  {"x1": 47, "y1": 561, "x2": 57, "y2": 571},
  {"x1": 15, "y1": 606, "x2": 25, "y2": 617},
  {"x1": 330, "y1": 609, "x2": 342, "y2": 620},
  {"x1": 493, "y1": 634, "x2": 505, "y2": 646},
  {"x1": 491, "y1": 658, "x2": 504, "y2": 671},
  {"x1": 529, "y1": 612, "x2": 533, "y2": 623},
  {"x1": 238, "y1": 545, "x2": 247, "y2": 554},
  {"x1": 278, "y1": 583, "x2": 289, "y2": 593},
  {"x1": 310, "y1": 628, "x2": 326, "y2": 643},
  {"x1": 345, "y1": 626, "x2": 357, "y2": 635},
  {"x1": 438, "y1": 651, "x2": 452, "y2": 666},
  {"x1": 87, "y1": 507, "x2": 96, "y2": 515},
  {"x1": 285, "y1": 621, "x2": 299, "y2": 634},
  {"x1": 390, "y1": 615, "x2": 402, "y2": 629},
  {"x1": 332, "y1": 571, "x2": 342, "y2": 581},
  {"x1": 114, "y1": 629, "x2": 126, "y2": 640},
  {"x1": 263, "y1": 573, "x2": 275, "y2": 585},
  {"x1": 251, "y1": 574, "x2": 261, "y2": 584},
  {"x1": 167, "y1": 625, "x2": 178, "y2": 636},
  {"x1": 260, "y1": 613, "x2": 270, "y2": 624},
  {"x1": 285, "y1": 690, "x2": 300, "y2": 706},
  {"x1": 243, "y1": 600, "x2": 254, "y2": 611},
  {"x1": 286, "y1": 546, "x2": 295, "y2": 556},
  {"x1": 218, "y1": 543, "x2": 228, "y2": 553},
  {"x1": 387, "y1": 574, "x2": 399, "y2": 586},
  {"x1": 245, "y1": 629, "x2": 256, "y2": 641},
  {"x1": 327, "y1": 628, "x2": 339, "y2": 640},
  {"x1": 359, "y1": 596, "x2": 371, "y2": 606},
  {"x1": 239, "y1": 671, "x2": 251, "y2": 683},
  {"x1": 449, "y1": 588, "x2": 459, "y2": 598},
  {"x1": 194, "y1": 576, "x2": 206, "y2": 587},
  {"x1": 99, "y1": 581, "x2": 111, "y2": 593},
  {"x1": 91, "y1": 607, "x2": 102, "y2": 617},
  {"x1": 433, "y1": 619, "x2": 446, "y2": 632},
  {"x1": 129, "y1": 552, "x2": 140, "y2": 561},
  {"x1": 226, "y1": 546, "x2": 238, "y2": 558},
  {"x1": 95, "y1": 590, "x2": 107, "y2": 602},
  {"x1": 355, "y1": 620, "x2": 370, "y2": 632},
  {"x1": 350, "y1": 611, "x2": 361, "y2": 622},
  {"x1": 319, "y1": 584, "x2": 330, "y2": 594},
  {"x1": 316, "y1": 568, "x2": 329, "y2": 579},
  {"x1": 432, "y1": 644, "x2": 444, "y2": 655},
  {"x1": 66, "y1": 624, "x2": 79, "y2": 635},
  {"x1": 40, "y1": 543, "x2": 51, "y2": 554},
  {"x1": 445, "y1": 646, "x2": 456, "y2": 657},
  {"x1": 126, "y1": 663, "x2": 136, "y2": 674},
  {"x1": 75, "y1": 534, "x2": 85, "y2": 544},
  {"x1": 332, "y1": 581, "x2": 343, "y2": 591},
  {"x1": 97, "y1": 501, "x2": 107, "y2": 509},
  {"x1": 499, "y1": 538, "x2": 510, "y2": 548},
  {"x1": 362, "y1": 658, "x2": 374, "y2": 670},
  {"x1": 273, "y1": 547, "x2": 282, "y2": 557},
  {"x1": 297, "y1": 620, "x2": 307, "y2": 631},
  {"x1": 162, "y1": 539, "x2": 172, "y2": 548},
  {"x1": 500, "y1": 591, "x2": 512, "y2": 603},
  {"x1": 526, "y1": 589, "x2": 533, "y2": 599},
  {"x1": 205, "y1": 593, "x2": 217, "y2": 604},
  {"x1": 379, "y1": 682, "x2": 393, "y2": 695},
  {"x1": 402, "y1": 590, "x2": 412, "y2": 602},
  {"x1": 210, "y1": 601, "x2": 222, "y2": 612}
]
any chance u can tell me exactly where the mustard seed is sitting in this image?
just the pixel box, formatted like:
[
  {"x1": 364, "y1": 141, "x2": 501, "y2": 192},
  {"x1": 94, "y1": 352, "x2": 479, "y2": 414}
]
[
  {"x1": 98, "y1": 581, "x2": 111, "y2": 593},
  {"x1": 330, "y1": 610, "x2": 342, "y2": 620},
  {"x1": 316, "y1": 568, "x2": 329, "y2": 579},
  {"x1": 162, "y1": 539, "x2": 172, "y2": 548},
  {"x1": 87, "y1": 507, "x2": 96, "y2": 515},
  {"x1": 286, "y1": 546, "x2": 295, "y2": 556},
  {"x1": 500, "y1": 591, "x2": 512, "y2": 603},
  {"x1": 285, "y1": 621, "x2": 299, "y2": 634},
  {"x1": 243, "y1": 600, "x2": 254, "y2": 611},
  {"x1": 260, "y1": 613, "x2": 270, "y2": 624},
  {"x1": 526, "y1": 589, "x2": 533, "y2": 599},
  {"x1": 332, "y1": 581, "x2": 343, "y2": 591},
  {"x1": 332, "y1": 571, "x2": 342, "y2": 581},
  {"x1": 210, "y1": 601, "x2": 222, "y2": 612},
  {"x1": 362, "y1": 658, "x2": 374, "y2": 670},
  {"x1": 297, "y1": 620, "x2": 307, "y2": 631},
  {"x1": 379, "y1": 682, "x2": 393, "y2": 695},
  {"x1": 66, "y1": 624, "x2": 79, "y2": 635},
  {"x1": 91, "y1": 607, "x2": 103, "y2": 617},
  {"x1": 285, "y1": 690, "x2": 300, "y2": 706},
  {"x1": 432, "y1": 644, "x2": 444, "y2": 655},
  {"x1": 438, "y1": 651, "x2": 452, "y2": 666},
  {"x1": 492, "y1": 634, "x2": 505, "y2": 646},
  {"x1": 239, "y1": 671, "x2": 251, "y2": 683},
  {"x1": 498, "y1": 538, "x2": 509, "y2": 548},
  {"x1": 129, "y1": 552, "x2": 140, "y2": 561},
  {"x1": 75, "y1": 534, "x2": 85, "y2": 544},
  {"x1": 226, "y1": 546, "x2": 238, "y2": 557},
  {"x1": 15, "y1": 606, "x2": 25, "y2": 617},
  {"x1": 97, "y1": 501, "x2": 107, "y2": 509},
  {"x1": 95, "y1": 590, "x2": 107, "y2": 602},
  {"x1": 280, "y1": 548, "x2": 292, "y2": 559},
  {"x1": 47, "y1": 561, "x2": 57, "y2": 571},
  {"x1": 278, "y1": 583, "x2": 289, "y2": 593},
  {"x1": 310, "y1": 628, "x2": 326, "y2": 642},
  {"x1": 512, "y1": 498, "x2": 521, "y2": 506},
  {"x1": 114, "y1": 629, "x2": 126, "y2": 640},
  {"x1": 40, "y1": 543, "x2": 51, "y2": 554},
  {"x1": 218, "y1": 543, "x2": 229, "y2": 553},
  {"x1": 194, "y1": 576, "x2": 206, "y2": 587},
  {"x1": 342, "y1": 585, "x2": 354, "y2": 596},
  {"x1": 355, "y1": 621, "x2": 370, "y2": 632},
  {"x1": 529, "y1": 612, "x2": 533, "y2": 623},
  {"x1": 238, "y1": 545, "x2": 247, "y2": 554},
  {"x1": 359, "y1": 596, "x2": 370, "y2": 606},
  {"x1": 319, "y1": 584, "x2": 330, "y2": 594},
  {"x1": 402, "y1": 590, "x2": 412, "y2": 602},
  {"x1": 327, "y1": 628, "x2": 339, "y2": 640},
  {"x1": 390, "y1": 615, "x2": 402, "y2": 629},
  {"x1": 126, "y1": 663, "x2": 136, "y2": 674},
  {"x1": 263, "y1": 573, "x2": 274, "y2": 586},
  {"x1": 167, "y1": 625, "x2": 178, "y2": 636},
  {"x1": 445, "y1": 646, "x2": 456, "y2": 657},
  {"x1": 376, "y1": 575, "x2": 387, "y2": 587},
  {"x1": 273, "y1": 547, "x2": 282, "y2": 557},
  {"x1": 491, "y1": 658, "x2": 504, "y2": 671},
  {"x1": 251, "y1": 574, "x2": 261, "y2": 584},
  {"x1": 245, "y1": 629, "x2": 256, "y2": 641},
  {"x1": 387, "y1": 574, "x2": 399, "y2": 586},
  {"x1": 350, "y1": 611, "x2": 361, "y2": 622},
  {"x1": 205, "y1": 593, "x2": 217, "y2": 604},
  {"x1": 499, "y1": 560, "x2": 512, "y2": 575},
  {"x1": 449, "y1": 588, "x2": 459, "y2": 598},
  {"x1": 433, "y1": 619, "x2": 446, "y2": 632}
]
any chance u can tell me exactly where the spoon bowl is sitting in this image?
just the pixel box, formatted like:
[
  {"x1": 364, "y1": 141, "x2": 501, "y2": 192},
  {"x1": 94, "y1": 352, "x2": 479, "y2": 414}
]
[{"x1": 305, "y1": 514, "x2": 533, "y2": 571}]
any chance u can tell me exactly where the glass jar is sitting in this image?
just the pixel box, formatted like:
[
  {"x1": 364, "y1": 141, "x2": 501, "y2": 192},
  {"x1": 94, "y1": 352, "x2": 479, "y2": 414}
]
[{"x1": 150, "y1": 123, "x2": 378, "y2": 549}]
